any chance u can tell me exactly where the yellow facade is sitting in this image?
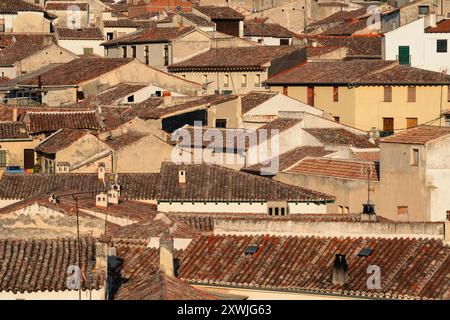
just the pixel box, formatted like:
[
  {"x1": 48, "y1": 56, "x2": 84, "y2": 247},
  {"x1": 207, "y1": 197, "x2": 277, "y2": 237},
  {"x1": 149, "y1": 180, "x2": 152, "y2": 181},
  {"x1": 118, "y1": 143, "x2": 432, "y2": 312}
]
[{"x1": 270, "y1": 84, "x2": 450, "y2": 131}]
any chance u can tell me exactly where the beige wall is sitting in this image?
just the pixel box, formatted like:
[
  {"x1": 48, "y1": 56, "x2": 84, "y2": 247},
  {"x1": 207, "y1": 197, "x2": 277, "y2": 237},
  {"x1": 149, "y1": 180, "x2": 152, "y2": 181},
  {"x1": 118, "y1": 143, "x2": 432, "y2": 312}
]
[
  {"x1": 207, "y1": 97, "x2": 241, "y2": 128},
  {"x1": 11, "y1": 12, "x2": 51, "y2": 33},
  {"x1": 0, "y1": 139, "x2": 37, "y2": 168},
  {"x1": 270, "y1": 85, "x2": 450, "y2": 131}
]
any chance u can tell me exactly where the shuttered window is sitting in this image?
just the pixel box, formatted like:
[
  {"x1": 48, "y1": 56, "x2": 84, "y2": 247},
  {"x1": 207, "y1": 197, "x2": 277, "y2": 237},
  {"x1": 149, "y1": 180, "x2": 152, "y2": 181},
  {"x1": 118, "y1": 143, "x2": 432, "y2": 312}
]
[
  {"x1": 406, "y1": 117, "x2": 418, "y2": 128},
  {"x1": 407, "y1": 86, "x2": 416, "y2": 102},
  {"x1": 307, "y1": 86, "x2": 315, "y2": 106},
  {"x1": 0, "y1": 150, "x2": 6, "y2": 167},
  {"x1": 384, "y1": 86, "x2": 392, "y2": 102},
  {"x1": 333, "y1": 86, "x2": 339, "y2": 102}
]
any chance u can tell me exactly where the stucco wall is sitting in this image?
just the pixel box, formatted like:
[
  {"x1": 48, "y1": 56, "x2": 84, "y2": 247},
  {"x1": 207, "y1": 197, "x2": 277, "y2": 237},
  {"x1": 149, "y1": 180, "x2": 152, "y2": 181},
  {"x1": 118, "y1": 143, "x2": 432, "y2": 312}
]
[
  {"x1": 0, "y1": 139, "x2": 37, "y2": 167},
  {"x1": 20, "y1": 44, "x2": 78, "y2": 76},
  {"x1": 58, "y1": 39, "x2": 105, "y2": 56},
  {"x1": 11, "y1": 12, "x2": 51, "y2": 33}
]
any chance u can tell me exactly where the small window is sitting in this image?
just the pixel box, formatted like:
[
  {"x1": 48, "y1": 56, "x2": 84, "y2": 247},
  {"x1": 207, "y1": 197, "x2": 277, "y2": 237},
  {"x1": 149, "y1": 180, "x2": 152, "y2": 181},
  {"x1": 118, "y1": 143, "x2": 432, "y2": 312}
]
[
  {"x1": 333, "y1": 86, "x2": 339, "y2": 102},
  {"x1": 307, "y1": 86, "x2": 315, "y2": 106},
  {"x1": 407, "y1": 86, "x2": 416, "y2": 102},
  {"x1": 215, "y1": 119, "x2": 227, "y2": 128},
  {"x1": 0, "y1": 150, "x2": 6, "y2": 167},
  {"x1": 122, "y1": 46, "x2": 127, "y2": 58},
  {"x1": 411, "y1": 148, "x2": 419, "y2": 166},
  {"x1": 164, "y1": 45, "x2": 169, "y2": 66},
  {"x1": 280, "y1": 207, "x2": 285, "y2": 216},
  {"x1": 398, "y1": 206, "x2": 408, "y2": 215},
  {"x1": 268, "y1": 207, "x2": 273, "y2": 216},
  {"x1": 437, "y1": 39, "x2": 447, "y2": 53},
  {"x1": 280, "y1": 38, "x2": 290, "y2": 45},
  {"x1": 406, "y1": 117, "x2": 418, "y2": 128},
  {"x1": 131, "y1": 46, "x2": 137, "y2": 58},
  {"x1": 77, "y1": 91, "x2": 85, "y2": 101},
  {"x1": 255, "y1": 74, "x2": 261, "y2": 87},
  {"x1": 224, "y1": 74, "x2": 229, "y2": 87},
  {"x1": 384, "y1": 86, "x2": 392, "y2": 102},
  {"x1": 257, "y1": 38, "x2": 263, "y2": 44},
  {"x1": 241, "y1": 74, "x2": 247, "y2": 87},
  {"x1": 418, "y1": 5, "x2": 429, "y2": 15},
  {"x1": 127, "y1": 95, "x2": 134, "y2": 103},
  {"x1": 107, "y1": 32, "x2": 114, "y2": 41},
  {"x1": 334, "y1": 116, "x2": 340, "y2": 123},
  {"x1": 274, "y1": 207, "x2": 279, "y2": 216},
  {"x1": 283, "y1": 86, "x2": 288, "y2": 95}
]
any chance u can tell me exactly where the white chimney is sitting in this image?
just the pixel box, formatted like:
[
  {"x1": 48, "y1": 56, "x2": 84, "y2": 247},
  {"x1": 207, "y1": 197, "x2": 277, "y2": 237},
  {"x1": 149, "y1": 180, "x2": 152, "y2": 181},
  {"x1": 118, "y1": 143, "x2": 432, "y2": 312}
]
[
  {"x1": 178, "y1": 169, "x2": 186, "y2": 184},
  {"x1": 429, "y1": 14, "x2": 437, "y2": 28},
  {"x1": 159, "y1": 230, "x2": 175, "y2": 277},
  {"x1": 107, "y1": 189, "x2": 119, "y2": 205},
  {"x1": 98, "y1": 163, "x2": 106, "y2": 180},
  {"x1": 96, "y1": 192, "x2": 108, "y2": 208}
]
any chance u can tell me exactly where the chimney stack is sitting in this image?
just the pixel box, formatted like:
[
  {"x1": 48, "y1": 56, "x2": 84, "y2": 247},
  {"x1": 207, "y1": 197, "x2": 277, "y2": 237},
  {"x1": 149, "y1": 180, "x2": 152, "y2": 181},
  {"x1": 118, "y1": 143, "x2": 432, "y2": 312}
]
[
  {"x1": 429, "y1": 13, "x2": 437, "y2": 28},
  {"x1": 96, "y1": 192, "x2": 108, "y2": 208},
  {"x1": 178, "y1": 169, "x2": 186, "y2": 184},
  {"x1": 159, "y1": 229, "x2": 175, "y2": 277},
  {"x1": 332, "y1": 254, "x2": 349, "y2": 285},
  {"x1": 12, "y1": 107, "x2": 17, "y2": 122}
]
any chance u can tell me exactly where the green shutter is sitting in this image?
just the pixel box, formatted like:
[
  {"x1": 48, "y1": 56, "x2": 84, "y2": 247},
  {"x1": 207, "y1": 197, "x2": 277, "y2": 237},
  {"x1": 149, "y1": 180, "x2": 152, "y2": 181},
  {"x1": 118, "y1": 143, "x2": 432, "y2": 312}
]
[{"x1": 398, "y1": 46, "x2": 410, "y2": 65}]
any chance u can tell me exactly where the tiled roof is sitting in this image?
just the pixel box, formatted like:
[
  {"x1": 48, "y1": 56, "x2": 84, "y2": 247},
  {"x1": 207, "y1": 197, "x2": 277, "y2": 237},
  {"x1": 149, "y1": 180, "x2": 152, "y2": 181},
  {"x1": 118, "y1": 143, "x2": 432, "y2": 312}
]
[
  {"x1": 46, "y1": 2, "x2": 89, "y2": 10},
  {"x1": 0, "y1": 122, "x2": 30, "y2": 140},
  {"x1": 310, "y1": 7, "x2": 367, "y2": 26},
  {"x1": 178, "y1": 235, "x2": 450, "y2": 300},
  {"x1": 286, "y1": 157, "x2": 379, "y2": 181},
  {"x1": 296, "y1": 34, "x2": 382, "y2": 58},
  {"x1": 244, "y1": 21, "x2": 293, "y2": 38},
  {"x1": 56, "y1": 27, "x2": 105, "y2": 40},
  {"x1": 168, "y1": 46, "x2": 301, "y2": 71},
  {"x1": 265, "y1": 60, "x2": 450, "y2": 85},
  {"x1": 351, "y1": 149, "x2": 380, "y2": 161},
  {"x1": 21, "y1": 57, "x2": 132, "y2": 86},
  {"x1": 104, "y1": 131, "x2": 146, "y2": 150},
  {"x1": 0, "y1": 34, "x2": 56, "y2": 65},
  {"x1": 0, "y1": 173, "x2": 160, "y2": 200},
  {"x1": 257, "y1": 117, "x2": 302, "y2": 133},
  {"x1": 320, "y1": 19, "x2": 369, "y2": 36},
  {"x1": 103, "y1": 19, "x2": 141, "y2": 28},
  {"x1": 304, "y1": 128, "x2": 375, "y2": 148},
  {"x1": 34, "y1": 128, "x2": 88, "y2": 154},
  {"x1": 178, "y1": 12, "x2": 215, "y2": 27},
  {"x1": 242, "y1": 146, "x2": 334, "y2": 175},
  {"x1": 194, "y1": 5, "x2": 244, "y2": 20},
  {"x1": 425, "y1": 19, "x2": 450, "y2": 33},
  {"x1": 0, "y1": 237, "x2": 103, "y2": 293},
  {"x1": 171, "y1": 126, "x2": 250, "y2": 149},
  {"x1": 23, "y1": 110, "x2": 104, "y2": 134},
  {"x1": 75, "y1": 83, "x2": 148, "y2": 108},
  {"x1": 306, "y1": 46, "x2": 343, "y2": 58},
  {"x1": 114, "y1": 270, "x2": 220, "y2": 300},
  {"x1": 241, "y1": 91, "x2": 278, "y2": 114},
  {"x1": 157, "y1": 162, "x2": 334, "y2": 202},
  {"x1": 0, "y1": 0, "x2": 44, "y2": 13},
  {"x1": 101, "y1": 26, "x2": 195, "y2": 45},
  {"x1": 381, "y1": 126, "x2": 450, "y2": 145}
]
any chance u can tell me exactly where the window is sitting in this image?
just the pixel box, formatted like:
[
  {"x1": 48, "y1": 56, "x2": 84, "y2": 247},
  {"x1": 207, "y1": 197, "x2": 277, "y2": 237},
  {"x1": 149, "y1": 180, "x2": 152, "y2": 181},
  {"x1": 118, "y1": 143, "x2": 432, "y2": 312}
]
[
  {"x1": 418, "y1": 5, "x2": 429, "y2": 15},
  {"x1": 411, "y1": 148, "x2": 420, "y2": 166},
  {"x1": 407, "y1": 86, "x2": 416, "y2": 102},
  {"x1": 77, "y1": 91, "x2": 85, "y2": 101},
  {"x1": 334, "y1": 116, "x2": 340, "y2": 123},
  {"x1": 283, "y1": 86, "x2": 288, "y2": 95},
  {"x1": 398, "y1": 46, "x2": 410, "y2": 65},
  {"x1": 215, "y1": 119, "x2": 227, "y2": 128},
  {"x1": 107, "y1": 32, "x2": 114, "y2": 41},
  {"x1": 255, "y1": 74, "x2": 261, "y2": 87},
  {"x1": 307, "y1": 86, "x2": 315, "y2": 106},
  {"x1": 258, "y1": 38, "x2": 263, "y2": 44},
  {"x1": 145, "y1": 46, "x2": 149, "y2": 65},
  {"x1": 437, "y1": 39, "x2": 447, "y2": 53},
  {"x1": 131, "y1": 46, "x2": 137, "y2": 58},
  {"x1": 241, "y1": 74, "x2": 247, "y2": 87},
  {"x1": 122, "y1": 46, "x2": 127, "y2": 58},
  {"x1": 384, "y1": 86, "x2": 392, "y2": 102},
  {"x1": 224, "y1": 74, "x2": 229, "y2": 87},
  {"x1": 406, "y1": 117, "x2": 418, "y2": 128},
  {"x1": 127, "y1": 95, "x2": 134, "y2": 103},
  {"x1": 164, "y1": 45, "x2": 169, "y2": 66},
  {"x1": 83, "y1": 48, "x2": 93, "y2": 55},
  {"x1": 280, "y1": 38, "x2": 290, "y2": 45},
  {"x1": 333, "y1": 86, "x2": 339, "y2": 102},
  {"x1": 398, "y1": 206, "x2": 408, "y2": 215},
  {"x1": 383, "y1": 117, "x2": 394, "y2": 136},
  {"x1": 0, "y1": 150, "x2": 6, "y2": 167}
]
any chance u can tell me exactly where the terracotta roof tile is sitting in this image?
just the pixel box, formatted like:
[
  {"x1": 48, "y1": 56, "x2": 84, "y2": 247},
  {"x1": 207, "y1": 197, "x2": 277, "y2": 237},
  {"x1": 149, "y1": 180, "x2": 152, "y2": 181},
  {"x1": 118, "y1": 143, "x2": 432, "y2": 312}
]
[
  {"x1": 168, "y1": 46, "x2": 302, "y2": 71},
  {"x1": 178, "y1": 235, "x2": 450, "y2": 299},
  {"x1": 0, "y1": 237, "x2": 103, "y2": 293},
  {"x1": 194, "y1": 5, "x2": 244, "y2": 20},
  {"x1": 286, "y1": 157, "x2": 379, "y2": 181},
  {"x1": 157, "y1": 162, "x2": 334, "y2": 202},
  {"x1": 304, "y1": 128, "x2": 375, "y2": 148},
  {"x1": 178, "y1": 12, "x2": 215, "y2": 27},
  {"x1": 351, "y1": 149, "x2": 380, "y2": 161},
  {"x1": 102, "y1": 26, "x2": 195, "y2": 45},
  {"x1": 34, "y1": 128, "x2": 87, "y2": 154},
  {"x1": 320, "y1": 19, "x2": 370, "y2": 36},
  {"x1": 56, "y1": 27, "x2": 105, "y2": 40},
  {"x1": 75, "y1": 83, "x2": 148, "y2": 108},
  {"x1": 0, "y1": 122, "x2": 30, "y2": 140},
  {"x1": 23, "y1": 110, "x2": 104, "y2": 134},
  {"x1": 381, "y1": 125, "x2": 450, "y2": 145},
  {"x1": 0, "y1": 0, "x2": 44, "y2": 13},
  {"x1": 103, "y1": 19, "x2": 141, "y2": 28},
  {"x1": 46, "y1": 2, "x2": 89, "y2": 11},
  {"x1": 244, "y1": 21, "x2": 293, "y2": 38},
  {"x1": 241, "y1": 91, "x2": 278, "y2": 114},
  {"x1": 425, "y1": 19, "x2": 450, "y2": 33},
  {"x1": 0, "y1": 34, "x2": 56, "y2": 65},
  {"x1": 310, "y1": 7, "x2": 367, "y2": 26}
]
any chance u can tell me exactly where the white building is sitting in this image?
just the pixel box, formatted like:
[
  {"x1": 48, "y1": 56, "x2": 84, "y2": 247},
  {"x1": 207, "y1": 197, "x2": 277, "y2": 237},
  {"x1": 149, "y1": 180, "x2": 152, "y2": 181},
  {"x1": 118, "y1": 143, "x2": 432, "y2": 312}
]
[{"x1": 383, "y1": 15, "x2": 450, "y2": 73}]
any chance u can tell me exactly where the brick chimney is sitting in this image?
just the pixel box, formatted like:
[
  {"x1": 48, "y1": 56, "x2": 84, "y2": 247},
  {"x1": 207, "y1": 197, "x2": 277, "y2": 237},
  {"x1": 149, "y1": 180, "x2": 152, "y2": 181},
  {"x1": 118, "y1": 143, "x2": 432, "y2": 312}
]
[
  {"x1": 159, "y1": 229, "x2": 175, "y2": 277},
  {"x1": 332, "y1": 254, "x2": 349, "y2": 285}
]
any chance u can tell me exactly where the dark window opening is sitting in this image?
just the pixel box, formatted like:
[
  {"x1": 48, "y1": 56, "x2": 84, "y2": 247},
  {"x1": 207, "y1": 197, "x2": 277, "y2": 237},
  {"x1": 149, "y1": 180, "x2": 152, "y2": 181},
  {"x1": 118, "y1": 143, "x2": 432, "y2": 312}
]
[
  {"x1": 215, "y1": 119, "x2": 227, "y2": 128},
  {"x1": 437, "y1": 39, "x2": 447, "y2": 53}
]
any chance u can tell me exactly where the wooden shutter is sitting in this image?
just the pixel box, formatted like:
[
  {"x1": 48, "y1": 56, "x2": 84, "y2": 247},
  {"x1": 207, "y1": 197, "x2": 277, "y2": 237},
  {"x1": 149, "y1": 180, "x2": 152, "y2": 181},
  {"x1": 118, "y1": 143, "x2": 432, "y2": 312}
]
[
  {"x1": 383, "y1": 117, "x2": 394, "y2": 133},
  {"x1": 283, "y1": 86, "x2": 288, "y2": 95},
  {"x1": 398, "y1": 46, "x2": 410, "y2": 65},
  {"x1": 307, "y1": 86, "x2": 315, "y2": 106},
  {"x1": 23, "y1": 149, "x2": 35, "y2": 170},
  {"x1": 384, "y1": 86, "x2": 392, "y2": 102},
  {"x1": 407, "y1": 86, "x2": 416, "y2": 102},
  {"x1": 333, "y1": 86, "x2": 339, "y2": 102},
  {"x1": 406, "y1": 118, "x2": 418, "y2": 128}
]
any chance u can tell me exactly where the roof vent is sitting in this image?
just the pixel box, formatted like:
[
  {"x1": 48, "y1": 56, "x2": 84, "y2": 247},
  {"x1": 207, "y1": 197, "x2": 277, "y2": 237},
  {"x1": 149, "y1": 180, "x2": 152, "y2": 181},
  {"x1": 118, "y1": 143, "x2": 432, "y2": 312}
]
[
  {"x1": 358, "y1": 247, "x2": 373, "y2": 257},
  {"x1": 245, "y1": 245, "x2": 259, "y2": 255}
]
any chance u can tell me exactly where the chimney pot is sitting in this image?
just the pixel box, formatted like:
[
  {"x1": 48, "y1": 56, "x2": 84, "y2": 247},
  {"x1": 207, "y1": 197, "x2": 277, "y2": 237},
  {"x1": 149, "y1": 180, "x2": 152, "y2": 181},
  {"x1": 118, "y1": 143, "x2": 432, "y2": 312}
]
[{"x1": 332, "y1": 254, "x2": 349, "y2": 285}]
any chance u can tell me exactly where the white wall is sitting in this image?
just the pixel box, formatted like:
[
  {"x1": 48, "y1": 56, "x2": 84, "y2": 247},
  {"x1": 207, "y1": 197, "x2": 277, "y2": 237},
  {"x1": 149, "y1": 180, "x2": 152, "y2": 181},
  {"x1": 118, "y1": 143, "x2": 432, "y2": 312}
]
[
  {"x1": 246, "y1": 36, "x2": 292, "y2": 46},
  {"x1": 157, "y1": 201, "x2": 327, "y2": 214},
  {"x1": 383, "y1": 17, "x2": 450, "y2": 73},
  {"x1": 243, "y1": 94, "x2": 323, "y2": 117},
  {"x1": 58, "y1": 39, "x2": 105, "y2": 56}
]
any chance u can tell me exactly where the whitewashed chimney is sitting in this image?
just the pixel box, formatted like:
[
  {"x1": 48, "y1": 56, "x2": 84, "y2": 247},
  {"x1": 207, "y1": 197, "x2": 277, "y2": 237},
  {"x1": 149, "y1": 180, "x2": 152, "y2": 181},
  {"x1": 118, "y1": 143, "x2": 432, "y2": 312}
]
[
  {"x1": 178, "y1": 169, "x2": 186, "y2": 184},
  {"x1": 159, "y1": 230, "x2": 175, "y2": 277},
  {"x1": 96, "y1": 192, "x2": 108, "y2": 208},
  {"x1": 98, "y1": 163, "x2": 106, "y2": 180},
  {"x1": 12, "y1": 107, "x2": 17, "y2": 122}
]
